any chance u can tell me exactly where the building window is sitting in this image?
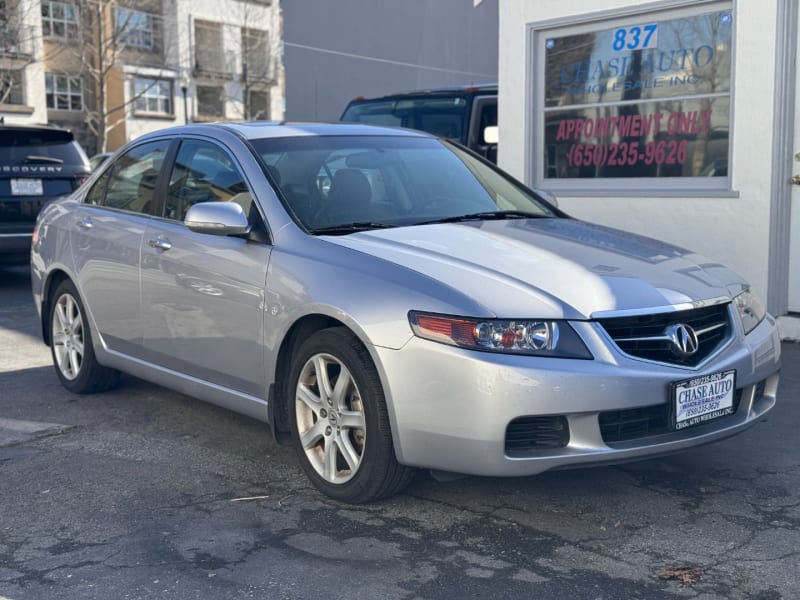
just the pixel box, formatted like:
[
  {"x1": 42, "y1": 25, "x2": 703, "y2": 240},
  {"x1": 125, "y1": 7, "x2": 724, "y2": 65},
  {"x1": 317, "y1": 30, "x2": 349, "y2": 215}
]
[
  {"x1": 194, "y1": 20, "x2": 226, "y2": 74},
  {"x1": 247, "y1": 89, "x2": 269, "y2": 120},
  {"x1": 45, "y1": 73, "x2": 83, "y2": 111},
  {"x1": 0, "y1": 69, "x2": 24, "y2": 105},
  {"x1": 117, "y1": 8, "x2": 154, "y2": 49},
  {"x1": 133, "y1": 78, "x2": 172, "y2": 115},
  {"x1": 531, "y1": 2, "x2": 732, "y2": 192},
  {"x1": 242, "y1": 27, "x2": 269, "y2": 81},
  {"x1": 197, "y1": 85, "x2": 224, "y2": 117},
  {"x1": 41, "y1": 1, "x2": 79, "y2": 39}
]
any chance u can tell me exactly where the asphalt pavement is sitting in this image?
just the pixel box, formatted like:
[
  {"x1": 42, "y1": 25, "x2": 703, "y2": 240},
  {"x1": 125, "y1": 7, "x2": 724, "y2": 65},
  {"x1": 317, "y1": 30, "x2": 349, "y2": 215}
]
[{"x1": 1, "y1": 264, "x2": 798, "y2": 600}]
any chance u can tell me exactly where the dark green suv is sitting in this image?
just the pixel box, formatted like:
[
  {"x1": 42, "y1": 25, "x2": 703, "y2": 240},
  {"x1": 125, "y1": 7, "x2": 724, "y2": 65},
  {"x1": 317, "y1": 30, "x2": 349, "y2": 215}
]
[{"x1": 0, "y1": 124, "x2": 90, "y2": 265}]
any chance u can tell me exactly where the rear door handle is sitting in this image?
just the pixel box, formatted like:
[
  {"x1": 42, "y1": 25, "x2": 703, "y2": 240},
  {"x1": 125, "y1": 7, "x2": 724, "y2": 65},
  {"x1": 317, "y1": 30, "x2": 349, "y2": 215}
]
[
  {"x1": 76, "y1": 217, "x2": 93, "y2": 230},
  {"x1": 148, "y1": 237, "x2": 173, "y2": 251}
]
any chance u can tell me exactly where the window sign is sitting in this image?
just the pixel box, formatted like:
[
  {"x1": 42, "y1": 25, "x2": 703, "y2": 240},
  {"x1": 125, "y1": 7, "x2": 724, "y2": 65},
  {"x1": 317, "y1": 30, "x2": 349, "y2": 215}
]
[{"x1": 541, "y1": 9, "x2": 732, "y2": 182}]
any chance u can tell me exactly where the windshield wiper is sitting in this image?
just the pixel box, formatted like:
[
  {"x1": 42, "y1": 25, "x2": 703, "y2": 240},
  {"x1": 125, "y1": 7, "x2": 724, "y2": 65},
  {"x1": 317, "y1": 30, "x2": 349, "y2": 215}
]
[
  {"x1": 415, "y1": 210, "x2": 550, "y2": 226},
  {"x1": 310, "y1": 222, "x2": 397, "y2": 235},
  {"x1": 23, "y1": 155, "x2": 64, "y2": 164}
]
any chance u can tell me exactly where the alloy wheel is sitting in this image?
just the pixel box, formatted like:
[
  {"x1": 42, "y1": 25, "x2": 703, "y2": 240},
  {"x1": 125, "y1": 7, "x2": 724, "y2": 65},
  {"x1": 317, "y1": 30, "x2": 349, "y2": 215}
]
[
  {"x1": 51, "y1": 292, "x2": 85, "y2": 380},
  {"x1": 295, "y1": 352, "x2": 367, "y2": 484}
]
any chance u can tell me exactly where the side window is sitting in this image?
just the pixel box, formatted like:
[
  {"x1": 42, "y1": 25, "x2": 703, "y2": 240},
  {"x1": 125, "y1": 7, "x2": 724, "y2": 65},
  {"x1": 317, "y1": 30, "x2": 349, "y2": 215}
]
[
  {"x1": 166, "y1": 140, "x2": 253, "y2": 221},
  {"x1": 478, "y1": 102, "x2": 498, "y2": 144},
  {"x1": 86, "y1": 140, "x2": 169, "y2": 214},
  {"x1": 84, "y1": 169, "x2": 111, "y2": 205}
]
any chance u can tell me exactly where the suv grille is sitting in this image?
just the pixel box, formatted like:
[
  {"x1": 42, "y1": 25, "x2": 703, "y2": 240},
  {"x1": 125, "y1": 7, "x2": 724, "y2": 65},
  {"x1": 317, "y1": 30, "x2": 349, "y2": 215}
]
[{"x1": 597, "y1": 303, "x2": 730, "y2": 367}]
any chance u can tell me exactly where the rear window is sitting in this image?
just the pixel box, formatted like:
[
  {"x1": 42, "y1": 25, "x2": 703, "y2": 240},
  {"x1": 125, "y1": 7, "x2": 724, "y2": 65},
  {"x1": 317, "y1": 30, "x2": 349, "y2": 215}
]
[
  {"x1": 341, "y1": 96, "x2": 469, "y2": 142},
  {"x1": 0, "y1": 129, "x2": 87, "y2": 165}
]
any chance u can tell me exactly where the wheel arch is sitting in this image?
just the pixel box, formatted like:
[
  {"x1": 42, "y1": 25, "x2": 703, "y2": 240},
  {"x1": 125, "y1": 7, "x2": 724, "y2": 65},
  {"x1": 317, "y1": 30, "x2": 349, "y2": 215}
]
[
  {"x1": 269, "y1": 312, "x2": 399, "y2": 448},
  {"x1": 40, "y1": 269, "x2": 72, "y2": 346},
  {"x1": 270, "y1": 314, "x2": 344, "y2": 443}
]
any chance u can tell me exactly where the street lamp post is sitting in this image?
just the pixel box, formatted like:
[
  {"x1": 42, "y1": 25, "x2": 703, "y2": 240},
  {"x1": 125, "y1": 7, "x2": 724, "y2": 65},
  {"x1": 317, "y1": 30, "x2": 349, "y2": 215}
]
[{"x1": 180, "y1": 71, "x2": 190, "y2": 124}]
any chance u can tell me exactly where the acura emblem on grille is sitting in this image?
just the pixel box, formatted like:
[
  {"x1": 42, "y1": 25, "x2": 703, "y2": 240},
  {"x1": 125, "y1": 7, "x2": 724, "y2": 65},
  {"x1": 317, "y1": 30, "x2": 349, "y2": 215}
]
[{"x1": 665, "y1": 323, "x2": 699, "y2": 356}]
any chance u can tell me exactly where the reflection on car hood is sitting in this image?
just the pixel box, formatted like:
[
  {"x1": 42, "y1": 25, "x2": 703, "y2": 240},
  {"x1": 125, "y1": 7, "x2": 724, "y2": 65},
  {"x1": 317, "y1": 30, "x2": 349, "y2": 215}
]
[{"x1": 322, "y1": 218, "x2": 746, "y2": 319}]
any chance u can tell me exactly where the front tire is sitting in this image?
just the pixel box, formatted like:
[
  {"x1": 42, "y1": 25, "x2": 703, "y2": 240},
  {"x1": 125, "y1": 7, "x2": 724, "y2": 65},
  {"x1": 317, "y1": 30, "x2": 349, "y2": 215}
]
[
  {"x1": 49, "y1": 280, "x2": 120, "y2": 394},
  {"x1": 288, "y1": 328, "x2": 415, "y2": 503}
]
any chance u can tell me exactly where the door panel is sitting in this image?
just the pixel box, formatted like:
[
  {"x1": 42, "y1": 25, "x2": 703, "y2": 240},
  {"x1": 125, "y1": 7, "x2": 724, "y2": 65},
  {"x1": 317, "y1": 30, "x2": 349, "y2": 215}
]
[
  {"x1": 140, "y1": 139, "x2": 270, "y2": 397},
  {"x1": 71, "y1": 140, "x2": 170, "y2": 353},
  {"x1": 71, "y1": 206, "x2": 148, "y2": 351},
  {"x1": 140, "y1": 220, "x2": 270, "y2": 396}
]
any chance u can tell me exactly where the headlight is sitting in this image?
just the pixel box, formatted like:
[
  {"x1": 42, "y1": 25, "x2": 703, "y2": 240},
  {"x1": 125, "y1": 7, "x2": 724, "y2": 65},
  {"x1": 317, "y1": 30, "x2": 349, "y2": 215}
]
[
  {"x1": 734, "y1": 289, "x2": 766, "y2": 335},
  {"x1": 408, "y1": 311, "x2": 592, "y2": 359}
]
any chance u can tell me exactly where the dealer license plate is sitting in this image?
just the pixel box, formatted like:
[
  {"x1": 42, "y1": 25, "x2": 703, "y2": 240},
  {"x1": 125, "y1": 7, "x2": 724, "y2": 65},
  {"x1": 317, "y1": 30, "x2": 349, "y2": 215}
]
[
  {"x1": 11, "y1": 178, "x2": 43, "y2": 196},
  {"x1": 672, "y1": 370, "x2": 736, "y2": 430}
]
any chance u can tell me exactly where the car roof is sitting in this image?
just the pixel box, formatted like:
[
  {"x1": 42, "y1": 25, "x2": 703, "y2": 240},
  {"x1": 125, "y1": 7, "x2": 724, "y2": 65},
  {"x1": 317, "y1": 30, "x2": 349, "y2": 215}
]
[
  {"x1": 137, "y1": 121, "x2": 434, "y2": 142},
  {"x1": 0, "y1": 122, "x2": 75, "y2": 135},
  {"x1": 347, "y1": 83, "x2": 498, "y2": 103}
]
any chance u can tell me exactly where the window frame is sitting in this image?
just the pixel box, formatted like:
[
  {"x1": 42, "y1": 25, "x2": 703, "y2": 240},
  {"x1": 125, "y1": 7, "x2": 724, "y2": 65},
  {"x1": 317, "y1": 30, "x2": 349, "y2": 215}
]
[
  {"x1": 196, "y1": 85, "x2": 225, "y2": 118},
  {"x1": 164, "y1": 138, "x2": 247, "y2": 222},
  {"x1": 41, "y1": 0, "x2": 79, "y2": 40},
  {"x1": 527, "y1": 0, "x2": 735, "y2": 196},
  {"x1": 0, "y1": 69, "x2": 25, "y2": 105},
  {"x1": 132, "y1": 77, "x2": 173, "y2": 117},
  {"x1": 84, "y1": 139, "x2": 171, "y2": 216},
  {"x1": 246, "y1": 89, "x2": 270, "y2": 120},
  {"x1": 116, "y1": 7, "x2": 155, "y2": 50},
  {"x1": 45, "y1": 72, "x2": 83, "y2": 112}
]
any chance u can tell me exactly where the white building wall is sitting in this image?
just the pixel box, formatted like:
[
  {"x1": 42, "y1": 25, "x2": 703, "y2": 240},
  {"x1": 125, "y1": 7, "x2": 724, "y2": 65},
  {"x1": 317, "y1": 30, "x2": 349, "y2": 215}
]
[
  {"x1": 5, "y1": 0, "x2": 47, "y2": 124},
  {"x1": 172, "y1": 0, "x2": 284, "y2": 122},
  {"x1": 499, "y1": 0, "x2": 780, "y2": 305},
  {"x1": 122, "y1": 0, "x2": 284, "y2": 144}
]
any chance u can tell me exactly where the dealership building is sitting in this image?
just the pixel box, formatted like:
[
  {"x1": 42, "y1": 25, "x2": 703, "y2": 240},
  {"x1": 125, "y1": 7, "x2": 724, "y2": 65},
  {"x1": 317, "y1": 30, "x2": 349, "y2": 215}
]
[{"x1": 498, "y1": 0, "x2": 800, "y2": 337}]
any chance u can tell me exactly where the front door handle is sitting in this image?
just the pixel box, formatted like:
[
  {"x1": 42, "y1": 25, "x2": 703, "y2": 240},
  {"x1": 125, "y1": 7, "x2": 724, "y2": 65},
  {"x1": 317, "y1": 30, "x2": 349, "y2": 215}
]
[
  {"x1": 792, "y1": 174, "x2": 800, "y2": 186},
  {"x1": 76, "y1": 217, "x2": 93, "y2": 230},
  {"x1": 148, "y1": 237, "x2": 173, "y2": 251}
]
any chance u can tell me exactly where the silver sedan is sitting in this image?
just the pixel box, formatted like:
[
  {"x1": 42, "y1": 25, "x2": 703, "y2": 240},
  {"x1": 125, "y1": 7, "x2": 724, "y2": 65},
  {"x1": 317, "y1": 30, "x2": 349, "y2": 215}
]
[{"x1": 31, "y1": 123, "x2": 781, "y2": 503}]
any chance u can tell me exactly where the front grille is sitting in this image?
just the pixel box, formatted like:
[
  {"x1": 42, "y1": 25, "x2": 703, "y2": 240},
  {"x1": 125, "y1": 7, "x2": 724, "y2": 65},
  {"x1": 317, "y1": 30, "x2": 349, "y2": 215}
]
[
  {"x1": 597, "y1": 303, "x2": 730, "y2": 367},
  {"x1": 505, "y1": 416, "x2": 569, "y2": 455},
  {"x1": 600, "y1": 387, "x2": 744, "y2": 445}
]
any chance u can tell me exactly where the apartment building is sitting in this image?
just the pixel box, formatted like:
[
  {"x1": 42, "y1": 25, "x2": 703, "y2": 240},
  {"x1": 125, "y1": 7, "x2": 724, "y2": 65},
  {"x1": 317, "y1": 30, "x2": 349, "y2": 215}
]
[{"x1": 0, "y1": 0, "x2": 283, "y2": 154}]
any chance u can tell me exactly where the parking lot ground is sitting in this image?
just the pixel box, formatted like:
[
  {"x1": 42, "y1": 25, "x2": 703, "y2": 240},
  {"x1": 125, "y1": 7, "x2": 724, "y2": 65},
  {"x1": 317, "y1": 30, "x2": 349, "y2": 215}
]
[{"x1": 1, "y1": 265, "x2": 798, "y2": 600}]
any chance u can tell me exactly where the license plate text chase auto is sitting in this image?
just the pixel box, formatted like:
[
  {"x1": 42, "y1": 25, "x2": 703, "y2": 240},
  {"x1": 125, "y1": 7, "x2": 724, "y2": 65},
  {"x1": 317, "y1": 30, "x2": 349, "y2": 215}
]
[{"x1": 673, "y1": 370, "x2": 736, "y2": 430}]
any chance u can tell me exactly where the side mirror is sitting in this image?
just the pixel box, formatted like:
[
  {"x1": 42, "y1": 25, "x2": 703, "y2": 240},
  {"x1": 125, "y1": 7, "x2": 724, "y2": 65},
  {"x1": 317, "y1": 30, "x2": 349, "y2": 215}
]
[
  {"x1": 483, "y1": 125, "x2": 499, "y2": 145},
  {"x1": 185, "y1": 201, "x2": 251, "y2": 236}
]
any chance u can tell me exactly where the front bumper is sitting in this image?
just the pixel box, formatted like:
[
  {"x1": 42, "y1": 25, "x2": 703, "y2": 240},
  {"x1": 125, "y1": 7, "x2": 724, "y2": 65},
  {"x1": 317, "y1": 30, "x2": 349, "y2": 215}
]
[{"x1": 377, "y1": 316, "x2": 781, "y2": 476}]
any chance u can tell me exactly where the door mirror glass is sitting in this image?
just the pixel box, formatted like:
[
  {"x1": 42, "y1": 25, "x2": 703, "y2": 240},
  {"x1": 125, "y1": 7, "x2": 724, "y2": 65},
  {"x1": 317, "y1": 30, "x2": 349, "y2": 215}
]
[
  {"x1": 185, "y1": 201, "x2": 251, "y2": 236},
  {"x1": 483, "y1": 125, "x2": 499, "y2": 145}
]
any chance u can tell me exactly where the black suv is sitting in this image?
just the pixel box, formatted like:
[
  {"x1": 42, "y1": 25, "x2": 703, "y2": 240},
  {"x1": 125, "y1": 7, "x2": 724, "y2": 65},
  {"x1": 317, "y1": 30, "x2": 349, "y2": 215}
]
[
  {"x1": 340, "y1": 84, "x2": 498, "y2": 162},
  {"x1": 0, "y1": 124, "x2": 90, "y2": 265}
]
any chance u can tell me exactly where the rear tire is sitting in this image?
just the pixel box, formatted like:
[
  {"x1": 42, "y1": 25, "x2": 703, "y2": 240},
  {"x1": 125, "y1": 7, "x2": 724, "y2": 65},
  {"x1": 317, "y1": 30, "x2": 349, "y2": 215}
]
[
  {"x1": 49, "y1": 280, "x2": 120, "y2": 394},
  {"x1": 288, "y1": 327, "x2": 415, "y2": 503}
]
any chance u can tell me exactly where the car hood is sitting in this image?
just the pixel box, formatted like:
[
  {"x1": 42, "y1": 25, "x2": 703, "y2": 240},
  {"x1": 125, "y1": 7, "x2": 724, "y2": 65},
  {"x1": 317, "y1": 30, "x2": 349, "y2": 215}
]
[{"x1": 322, "y1": 218, "x2": 746, "y2": 319}]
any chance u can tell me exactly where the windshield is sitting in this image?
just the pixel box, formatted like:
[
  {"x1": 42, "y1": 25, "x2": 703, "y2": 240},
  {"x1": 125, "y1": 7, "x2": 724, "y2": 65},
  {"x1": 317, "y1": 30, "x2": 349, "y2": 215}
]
[
  {"x1": 341, "y1": 96, "x2": 469, "y2": 142},
  {"x1": 249, "y1": 135, "x2": 558, "y2": 233}
]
